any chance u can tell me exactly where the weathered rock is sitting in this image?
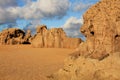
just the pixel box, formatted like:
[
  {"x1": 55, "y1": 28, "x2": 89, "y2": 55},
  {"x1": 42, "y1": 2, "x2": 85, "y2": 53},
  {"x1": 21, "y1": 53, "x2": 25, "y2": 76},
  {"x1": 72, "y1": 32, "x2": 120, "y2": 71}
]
[
  {"x1": 63, "y1": 38, "x2": 81, "y2": 49},
  {"x1": 0, "y1": 28, "x2": 25, "y2": 45},
  {"x1": 32, "y1": 25, "x2": 82, "y2": 48},
  {"x1": 0, "y1": 25, "x2": 82, "y2": 48},
  {"x1": 50, "y1": 0, "x2": 120, "y2": 80},
  {"x1": 32, "y1": 33, "x2": 44, "y2": 47},
  {"x1": 32, "y1": 25, "x2": 48, "y2": 48},
  {"x1": 50, "y1": 52, "x2": 120, "y2": 80},
  {"x1": 79, "y1": 0, "x2": 120, "y2": 58},
  {"x1": 36, "y1": 25, "x2": 47, "y2": 34},
  {"x1": 24, "y1": 30, "x2": 32, "y2": 44}
]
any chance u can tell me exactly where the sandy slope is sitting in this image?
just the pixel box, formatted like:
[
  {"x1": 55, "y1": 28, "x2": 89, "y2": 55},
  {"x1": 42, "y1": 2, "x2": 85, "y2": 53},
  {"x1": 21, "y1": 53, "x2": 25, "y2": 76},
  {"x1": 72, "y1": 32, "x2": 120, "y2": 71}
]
[{"x1": 0, "y1": 45, "x2": 74, "y2": 80}]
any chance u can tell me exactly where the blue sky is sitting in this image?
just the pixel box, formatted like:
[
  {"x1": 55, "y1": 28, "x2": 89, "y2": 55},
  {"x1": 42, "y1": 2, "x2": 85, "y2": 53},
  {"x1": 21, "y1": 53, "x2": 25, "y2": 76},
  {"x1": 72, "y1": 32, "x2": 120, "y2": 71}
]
[{"x1": 0, "y1": 0, "x2": 99, "y2": 39}]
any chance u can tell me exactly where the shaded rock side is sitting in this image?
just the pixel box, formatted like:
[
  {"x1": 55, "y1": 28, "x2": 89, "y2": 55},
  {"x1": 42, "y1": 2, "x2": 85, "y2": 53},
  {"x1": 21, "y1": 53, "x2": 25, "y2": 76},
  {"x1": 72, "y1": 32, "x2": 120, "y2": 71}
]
[{"x1": 31, "y1": 25, "x2": 82, "y2": 48}]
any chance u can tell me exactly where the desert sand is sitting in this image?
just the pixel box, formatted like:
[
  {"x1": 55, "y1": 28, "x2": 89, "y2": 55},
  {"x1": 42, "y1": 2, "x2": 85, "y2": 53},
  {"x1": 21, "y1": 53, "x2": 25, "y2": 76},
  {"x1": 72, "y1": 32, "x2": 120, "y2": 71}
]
[{"x1": 0, "y1": 45, "x2": 74, "y2": 80}]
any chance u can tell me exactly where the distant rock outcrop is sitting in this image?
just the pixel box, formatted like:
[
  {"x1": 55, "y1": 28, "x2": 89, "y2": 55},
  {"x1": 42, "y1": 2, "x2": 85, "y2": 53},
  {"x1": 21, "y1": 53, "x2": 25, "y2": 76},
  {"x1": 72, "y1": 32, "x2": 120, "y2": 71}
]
[
  {"x1": 31, "y1": 25, "x2": 82, "y2": 48},
  {"x1": 0, "y1": 28, "x2": 26, "y2": 45},
  {"x1": 50, "y1": 0, "x2": 120, "y2": 80},
  {"x1": 0, "y1": 25, "x2": 82, "y2": 49},
  {"x1": 0, "y1": 28, "x2": 32, "y2": 45}
]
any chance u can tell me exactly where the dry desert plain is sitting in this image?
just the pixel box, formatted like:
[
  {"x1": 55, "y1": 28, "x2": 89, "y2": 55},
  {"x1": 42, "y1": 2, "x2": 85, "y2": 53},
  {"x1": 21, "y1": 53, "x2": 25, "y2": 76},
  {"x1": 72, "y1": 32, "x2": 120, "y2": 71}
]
[{"x1": 0, "y1": 45, "x2": 74, "y2": 80}]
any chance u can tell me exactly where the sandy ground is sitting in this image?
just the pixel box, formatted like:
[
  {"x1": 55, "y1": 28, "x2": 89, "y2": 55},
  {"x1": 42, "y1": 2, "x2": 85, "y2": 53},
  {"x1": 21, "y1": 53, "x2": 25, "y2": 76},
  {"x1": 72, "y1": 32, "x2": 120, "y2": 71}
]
[{"x1": 0, "y1": 45, "x2": 74, "y2": 80}]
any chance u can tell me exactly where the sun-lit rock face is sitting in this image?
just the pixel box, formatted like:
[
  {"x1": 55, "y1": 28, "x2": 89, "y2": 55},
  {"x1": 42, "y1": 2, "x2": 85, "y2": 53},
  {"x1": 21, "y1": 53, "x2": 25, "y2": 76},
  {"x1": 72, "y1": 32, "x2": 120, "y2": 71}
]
[
  {"x1": 31, "y1": 25, "x2": 82, "y2": 48},
  {"x1": 79, "y1": 0, "x2": 120, "y2": 58},
  {"x1": 50, "y1": 0, "x2": 120, "y2": 80}
]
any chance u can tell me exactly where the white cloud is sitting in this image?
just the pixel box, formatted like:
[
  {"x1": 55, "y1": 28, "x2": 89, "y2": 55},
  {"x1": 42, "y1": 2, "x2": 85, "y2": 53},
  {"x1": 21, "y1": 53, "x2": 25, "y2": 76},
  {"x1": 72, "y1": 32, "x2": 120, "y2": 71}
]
[
  {"x1": 62, "y1": 17, "x2": 85, "y2": 39},
  {"x1": 19, "y1": 0, "x2": 70, "y2": 19},
  {"x1": 0, "y1": 0, "x2": 70, "y2": 24},
  {"x1": 73, "y1": 2, "x2": 92, "y2": 11},
  {"x1": 63, "y1": 17, "x2": 83, "y2": 30}
]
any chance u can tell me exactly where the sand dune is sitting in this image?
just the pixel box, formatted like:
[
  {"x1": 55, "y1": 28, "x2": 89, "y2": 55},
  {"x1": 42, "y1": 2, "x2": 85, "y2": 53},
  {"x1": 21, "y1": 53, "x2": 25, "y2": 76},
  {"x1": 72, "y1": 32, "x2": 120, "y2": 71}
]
[{"x1": 0, "y1": 45, "x2": 74, "y2": 80}]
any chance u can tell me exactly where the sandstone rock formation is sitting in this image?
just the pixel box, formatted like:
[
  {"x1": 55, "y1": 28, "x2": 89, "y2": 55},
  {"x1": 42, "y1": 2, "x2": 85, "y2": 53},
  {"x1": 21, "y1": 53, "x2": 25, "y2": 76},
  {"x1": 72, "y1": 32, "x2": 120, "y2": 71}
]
[
  {"x1": 0, "y1": 25, "x2": 82, "y2": 48},
  {"x1": 24, "y1": 30, "x2": 32, "y2": 44},
  {"x1": 49, "y1": 0, "x2": 120, "y2": 80},
  {"x1": 79, "y1": 0, "x2": 120, "y2": 59},
  {"x1": 0, "y1": 28, "x2": 26, "y2": 45},
  {"x1": 49, "y1": 52, "x2": 120, "y2": 80},
  {"x1": 0, "y1": 28, "x2": 33, "y2": 45},
  {"x1": 31, "y1": 25, "x2": 82, "y2": 49}
]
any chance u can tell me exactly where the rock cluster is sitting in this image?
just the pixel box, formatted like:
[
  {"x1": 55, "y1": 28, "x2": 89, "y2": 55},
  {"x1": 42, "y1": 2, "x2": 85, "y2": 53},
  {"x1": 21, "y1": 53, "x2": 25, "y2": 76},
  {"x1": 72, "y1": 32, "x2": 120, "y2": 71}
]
[
  {"x1": 0, "y1": 25, "x2": 82, "y2": 49},
  {"x1": 50, "y1": 0, "x2": 120, "y2": 80},
  {"x1": 0, "y1": 28, "x2": 32, "y2": 45},
  {"x1": 0, "y1": 28, "x2": 25, "y2": 45},
  {"x1": 32, "y1": 25, "x2": 82, "y2": 48}
]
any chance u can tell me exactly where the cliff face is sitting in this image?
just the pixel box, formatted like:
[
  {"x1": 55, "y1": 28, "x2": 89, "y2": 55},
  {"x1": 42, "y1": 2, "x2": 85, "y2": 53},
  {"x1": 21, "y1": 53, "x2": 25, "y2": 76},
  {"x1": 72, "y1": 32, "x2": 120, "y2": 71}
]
[
  {"x1": 79, "y1": 0, "x2": 120, "y2": 59},
  {"x1": 31, "y1": 25, "x2": 82, "y2": 49},
  {"x1": 50, "y1": 0, "x2": 120, "y2": 80}
]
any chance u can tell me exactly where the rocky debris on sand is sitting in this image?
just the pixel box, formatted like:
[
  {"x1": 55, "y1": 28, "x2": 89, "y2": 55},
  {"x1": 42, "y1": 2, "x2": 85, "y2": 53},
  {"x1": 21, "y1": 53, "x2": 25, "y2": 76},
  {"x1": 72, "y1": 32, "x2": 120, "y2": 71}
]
[{"x1": 31, "y1": 25, "x2": 82, "y2": 48}]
